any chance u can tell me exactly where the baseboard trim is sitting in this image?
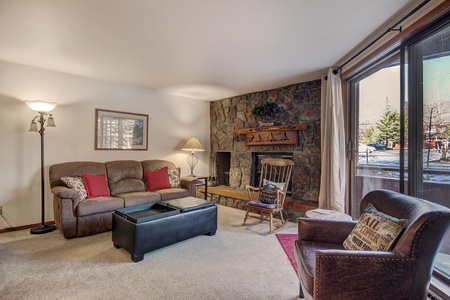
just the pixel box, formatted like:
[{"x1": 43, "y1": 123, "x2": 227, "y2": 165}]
[{"x1": 0, "y1": 221, "x2": 56, "y2": 234}]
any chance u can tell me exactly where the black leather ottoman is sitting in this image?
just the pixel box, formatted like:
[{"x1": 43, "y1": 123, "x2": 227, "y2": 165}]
[{"x1": 112, "y1": 197, "x2": 217, "y2": 262}]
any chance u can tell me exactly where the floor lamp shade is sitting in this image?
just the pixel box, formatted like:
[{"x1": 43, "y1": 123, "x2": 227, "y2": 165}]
[
  {"x1": 182, "y1": 137, "x2": 205, "y2": 177},
  {"x1": 25, "y1": 100, "x2": 57, "y2": 112},
  {"x1": 26, "y1": 100, "x2": 57, "y2": 234}
]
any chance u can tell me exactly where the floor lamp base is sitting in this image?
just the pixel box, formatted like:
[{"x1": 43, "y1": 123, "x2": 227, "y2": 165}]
[{"x1": 30, "y1": 224, "x2": 56, "y2": 234}]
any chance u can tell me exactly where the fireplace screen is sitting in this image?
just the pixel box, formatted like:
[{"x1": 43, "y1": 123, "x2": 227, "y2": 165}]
[{"x1": 251, "y1": 152, "x2": 293, "y2": 193}]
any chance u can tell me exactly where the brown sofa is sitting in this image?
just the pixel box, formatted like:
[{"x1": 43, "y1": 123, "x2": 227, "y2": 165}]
[
  {"x1": 49, "y1": 159, "x2": 198, "y2": 238},
  {"x1": 294, "y1": 189, "x2": 450, "y2": 300}
]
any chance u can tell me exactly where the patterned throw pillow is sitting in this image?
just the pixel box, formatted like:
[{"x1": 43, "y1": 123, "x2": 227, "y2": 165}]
[
  {"x1": 61, "y1": 176, "x2": 87, "y2": 201},
  {"x1": 168, "y1": 168, "x2": 181, "y2": 188},
  {"x1": 343, "y1": 203, "x2": 408, "y2": 251},
  {"x1": 259, "y1": 183, "x2": 279, "y2": 204}
]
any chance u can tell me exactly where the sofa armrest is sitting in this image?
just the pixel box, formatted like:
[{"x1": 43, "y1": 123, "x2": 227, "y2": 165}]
[
  {"x1": 180, "y1": 176, "x2": 198, "y2": 197},
  {"x1": 51, "y1": 186, "x2": 80, "y2": 238},
  {"x1": 314, "y1": 250, "x2": 413, "y2": 299},
  {"x1": 51, "y1": 186, "x2": 81, "y2": 207},
  {"x1": 298, "y1": 218, "x2": 357, "y2": 244}
]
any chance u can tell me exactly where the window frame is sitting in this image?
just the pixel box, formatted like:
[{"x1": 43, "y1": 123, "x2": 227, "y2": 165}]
[{"x1": 342, "y1": 3, "x2": 450, "y2": 290}]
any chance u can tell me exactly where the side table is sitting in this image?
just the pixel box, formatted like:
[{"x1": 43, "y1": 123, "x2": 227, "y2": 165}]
[
  {"x1": 305, "y1": 208, "x2": 352, "y2": 221},
  {"x1": 194, "y1": 176, "x2": 208, "y2": 200}
]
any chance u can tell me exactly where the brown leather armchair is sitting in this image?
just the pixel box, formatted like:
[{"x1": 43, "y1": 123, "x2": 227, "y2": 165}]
[{"x1": 294, "y1": 189, "x2": 450, "y2": 300}]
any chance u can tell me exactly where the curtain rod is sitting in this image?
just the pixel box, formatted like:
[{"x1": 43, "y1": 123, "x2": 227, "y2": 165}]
[{"x1": 331, "y1": 0, "x2": 432, "y2": 75}]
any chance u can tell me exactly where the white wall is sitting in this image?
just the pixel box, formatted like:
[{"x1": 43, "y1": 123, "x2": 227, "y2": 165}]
[{"x1": 0, "y1": 60, "x2": 210, "y2": 228}]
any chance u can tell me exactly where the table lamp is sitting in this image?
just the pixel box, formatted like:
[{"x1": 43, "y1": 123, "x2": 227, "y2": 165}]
[{"x1": 182, "y1": 137, "x2": 205, "y2": 177}]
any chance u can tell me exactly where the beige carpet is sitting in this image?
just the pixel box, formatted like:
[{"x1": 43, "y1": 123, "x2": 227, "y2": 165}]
[{"x1": 0, "y1": 205, "x2": 300, "y2": 300}]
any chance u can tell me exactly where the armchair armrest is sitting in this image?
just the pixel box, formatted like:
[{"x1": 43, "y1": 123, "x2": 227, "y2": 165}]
[
  {"x1": 314, "y1": 250, "x2": 413, "y2": 299},
  {"x1": 246, "y1": 185, "x2": 259, "y2": 191},
  {"x1": 276, "y1": 189, "x2": 287, "y2": 207},
  {"x1": 298, "y1": 218, "x2": 357, "y2": 244},
  {"x1": 245, "y1": 185, "x2": 259, "y2": 201}
]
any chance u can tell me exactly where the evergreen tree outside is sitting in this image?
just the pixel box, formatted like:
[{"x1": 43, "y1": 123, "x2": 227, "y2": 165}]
[
  {"x1": 376, "y1": 109, "x2": 401, "y2": 147},
  {"x1": 359, "y1": 124, "x2": 379, "y2": 144}
]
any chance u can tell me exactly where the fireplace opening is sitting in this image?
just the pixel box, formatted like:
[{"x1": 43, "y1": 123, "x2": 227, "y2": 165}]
[
  {"x1": 251, "y1": 152, "x2": 293, "y2": 193},
  {"x1": 215, "y1": 152, "x2": 231, "y2": 186}
]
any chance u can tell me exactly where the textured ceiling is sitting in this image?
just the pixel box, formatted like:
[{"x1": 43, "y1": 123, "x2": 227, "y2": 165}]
[{"x1": 0, "y1": 0, "x2": 418, "y2": 100}]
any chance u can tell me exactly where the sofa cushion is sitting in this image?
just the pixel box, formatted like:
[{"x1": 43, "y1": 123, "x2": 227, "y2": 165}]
[
  {"x1": 61, "y1": 176, "x2": 87, "y2": 201},
  {"x1": 156, "y1": 188, "x2": 191, "y2": 201},
  {"x1": 145, "y1": 167, "x2": 171, "y2": 191},
  {"x1": 76, "y1": 196, "x2": 123, "y2": 217},
  {"x1": 82, "y1": 174, "x2": 111, "y2": 198},
  {"x1": 106, "y1": 160, "x2": 145, "y2": 196},
  {"x1": 343, "y1": 203, "x2": 408, "y2": 251},
  {"x1": 141, "y1": 159, "x2": 176, "y2": 171},
  {"x1": 49, "y1": 161, "x2": 106, "y2": 189},
  {"x1": 116, "y1": 191, "x2": 161, "y2": 207},
  {"x1": 248, "y1": 200, "x2": 277, "y2": 209}
]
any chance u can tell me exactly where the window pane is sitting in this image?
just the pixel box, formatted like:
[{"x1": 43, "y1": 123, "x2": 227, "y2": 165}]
[
  {"x1": 354, "y1": 61, "x2": 402, "y2": 217},
  {"x1": 415, "y1": 23, "x2": 450, "y2": 280}
]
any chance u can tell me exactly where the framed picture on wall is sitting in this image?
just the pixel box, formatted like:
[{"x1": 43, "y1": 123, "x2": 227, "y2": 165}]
[{"x1": 95, "y1": 108, "x2": 148, "y2": 150}]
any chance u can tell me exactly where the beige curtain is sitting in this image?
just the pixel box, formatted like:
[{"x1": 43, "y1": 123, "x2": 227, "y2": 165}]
[{"x1": 318, "y1": 67, "x2": 346, "y2": 212}]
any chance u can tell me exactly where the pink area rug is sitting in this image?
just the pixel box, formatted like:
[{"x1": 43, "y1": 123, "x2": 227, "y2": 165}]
[{"x1": 276, "y1": 234, "x2": 298, "y2": 273}]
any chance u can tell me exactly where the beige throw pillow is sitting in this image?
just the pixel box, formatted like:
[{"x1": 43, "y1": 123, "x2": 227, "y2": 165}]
[
  {"x1": 263, "y1": 179, "x2": 285, "y2": 190},
  {"x1": 343, "y1": 203, "x2": 408, "y2": 251},
  {"x1": 61, "y1": 176, "x2": 88, "y2": 201},
  {"x1": 168, "y1": 168, "x2": 181, "y2": 188}
]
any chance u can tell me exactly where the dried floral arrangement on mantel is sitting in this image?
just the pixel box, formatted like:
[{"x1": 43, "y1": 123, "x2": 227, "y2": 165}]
[{"x1": 251, "y1": 101, "x2": 292, "y2": 127}]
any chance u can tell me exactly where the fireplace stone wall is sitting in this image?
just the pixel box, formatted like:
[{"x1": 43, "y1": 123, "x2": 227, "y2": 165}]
[{"x1": 210, "y1": 79, "x2": 321, "y2": 204}]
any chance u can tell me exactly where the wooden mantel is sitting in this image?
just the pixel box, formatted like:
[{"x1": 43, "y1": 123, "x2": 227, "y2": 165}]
[{"x1": 233, "y1": 124, "x2": 307, "y2": 146}]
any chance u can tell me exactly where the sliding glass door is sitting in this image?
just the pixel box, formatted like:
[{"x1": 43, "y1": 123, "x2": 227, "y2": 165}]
[
  {"x1": 409, "y1": 21, "x2": 450, "y2": 280},
  {"x1": 350, "y1": 19, "x2": 450, "y2": 282},
  {"x1": 352, "y1": 57, "x2": 405, "y2": 215}
]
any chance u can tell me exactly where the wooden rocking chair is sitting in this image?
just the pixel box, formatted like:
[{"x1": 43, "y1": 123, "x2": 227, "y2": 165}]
[{"x1": 242, "y1": 158, "x2": 294, "y2": 234}]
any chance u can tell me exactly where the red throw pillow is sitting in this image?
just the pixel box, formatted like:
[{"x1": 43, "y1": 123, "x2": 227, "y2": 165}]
[
  {"x1": 145, "y1": 167, "x2": 171, "y2": 191},
  {"x1": 82, "y1": 173, "x2": 111, "y2": 198}
]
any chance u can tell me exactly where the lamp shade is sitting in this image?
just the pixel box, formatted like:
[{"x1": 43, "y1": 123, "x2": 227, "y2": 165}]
[
  {"x1": 29, "y1": 121, "x2": 38, "y2": 132},
  {"x1": 47, "y1": 115, "x2": 56, "y2": 127},
  {"x1": 25, "y1": 100, "x2": 57, "y2": 112},
  {"x1": 182, "y1": 137, "x2": 205, "y2": 152}
]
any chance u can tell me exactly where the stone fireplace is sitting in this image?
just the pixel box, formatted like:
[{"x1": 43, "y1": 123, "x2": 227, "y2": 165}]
[{"x1": 210, "y1": 79, "x2": 321, "y2": 205}]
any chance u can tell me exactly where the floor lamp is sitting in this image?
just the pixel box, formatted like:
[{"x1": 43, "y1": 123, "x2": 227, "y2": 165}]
[
  {"x1": 26, "y1": 100, "x2": 57, "y2": 234},
  {"x1": 182, "y1": 137, "x2": 205, "y2": 177}
]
